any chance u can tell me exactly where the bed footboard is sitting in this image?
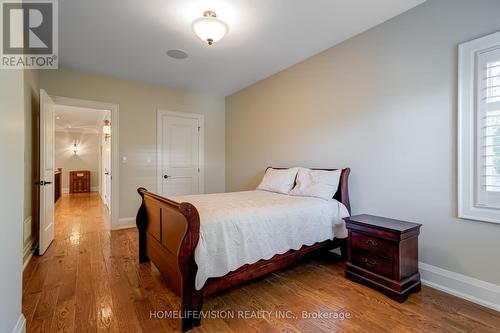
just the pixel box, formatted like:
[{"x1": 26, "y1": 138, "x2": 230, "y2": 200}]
[{"x1": 136, "y1": 188, "x2": 203, "y2": 331}]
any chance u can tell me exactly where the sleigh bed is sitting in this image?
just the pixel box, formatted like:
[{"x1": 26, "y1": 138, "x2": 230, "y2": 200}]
[{"x1": 136, "y1": 167, "x2": 351, "y2": 331}]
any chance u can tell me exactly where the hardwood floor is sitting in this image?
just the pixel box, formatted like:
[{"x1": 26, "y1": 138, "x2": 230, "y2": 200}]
[{"x1": 23, "y1": 193, "x2": 500, "y2": 333}]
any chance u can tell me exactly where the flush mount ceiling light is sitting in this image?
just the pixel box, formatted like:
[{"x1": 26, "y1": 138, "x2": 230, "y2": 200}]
[{"x1": 192, "y1": 11, "x2": 228, "y2": 45}]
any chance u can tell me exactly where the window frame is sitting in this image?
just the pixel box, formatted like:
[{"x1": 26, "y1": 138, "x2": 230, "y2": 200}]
[{"x1": 458, "y1": 30, "x2": 500, "y2": 224}]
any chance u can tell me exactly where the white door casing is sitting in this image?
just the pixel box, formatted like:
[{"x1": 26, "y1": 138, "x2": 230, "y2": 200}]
[
  {"x1": 157, "y1": 110, "x2": 204, "y2": 197},
  {"x1": 39, "y1": 89, "x2": 55, "y2": 255}
]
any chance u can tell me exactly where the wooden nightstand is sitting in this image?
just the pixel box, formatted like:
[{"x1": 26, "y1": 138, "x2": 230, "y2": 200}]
[{"x1": 344, "y1": 214, "x2": 422, "y2": 302}]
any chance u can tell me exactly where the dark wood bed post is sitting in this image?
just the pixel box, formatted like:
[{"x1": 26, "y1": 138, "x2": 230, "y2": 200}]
[
  {"x1": 177, "y1": 202, "x2": 204, "y2": 330},
  {"x1": 136, "y1": 188, "x2": 149, "y2": 263},
  {"x1": 336, "y1": 168, "x2": 351, "y2": 214},
  {"x1": 337, "y1": 168, "x2": 350, "y2": 261}
]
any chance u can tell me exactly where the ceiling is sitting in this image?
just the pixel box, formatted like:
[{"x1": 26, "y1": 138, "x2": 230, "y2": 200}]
[
  {"x1": 59, "y1": 0, "x2": 425, "y2": 96},
  {"x1": 55, "y1": 105, "x2": 109, "y2": 134}
]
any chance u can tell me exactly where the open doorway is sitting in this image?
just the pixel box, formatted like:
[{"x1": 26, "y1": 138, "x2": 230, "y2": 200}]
[
  {"x1": 54, "y1": 104, "x2": 111, "y2": 200},
  {"x1": 37, "y1": 91, "x2": 119, "y2": 254}
]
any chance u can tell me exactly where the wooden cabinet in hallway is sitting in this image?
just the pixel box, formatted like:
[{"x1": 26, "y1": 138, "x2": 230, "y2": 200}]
[{"x1": 69, "y1": 170, "x2": 90, "y2": 193}]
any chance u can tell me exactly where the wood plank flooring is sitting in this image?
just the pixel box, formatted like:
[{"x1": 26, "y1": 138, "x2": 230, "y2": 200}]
[{"x1": 23, "y1": 193, "x2": 500, "y2": 332}]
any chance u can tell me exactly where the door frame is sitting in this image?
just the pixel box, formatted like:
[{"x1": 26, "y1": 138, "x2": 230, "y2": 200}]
[
  {"x1": 157, "y1": 109, "x2": 205, "y2": 196},
  {"x1": 51, "y1": 95, "x2": 120, "y2": 229}
]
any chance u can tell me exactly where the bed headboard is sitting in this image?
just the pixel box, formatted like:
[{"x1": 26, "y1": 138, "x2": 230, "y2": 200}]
[{"x1": 268, "y1": 167, "x2": 351, "y2": 214}]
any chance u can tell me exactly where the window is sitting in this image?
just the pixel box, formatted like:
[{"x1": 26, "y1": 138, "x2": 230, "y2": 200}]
[{"x1": 459, "y1": 31, "x2": 500, "y2": 223}]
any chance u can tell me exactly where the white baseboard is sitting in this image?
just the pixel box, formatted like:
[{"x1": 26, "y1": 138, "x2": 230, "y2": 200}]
[
  {"x1": 11, "y1": 314, "x2": 26, "y2": 333},
  {"x1": 62, "y1": 187, "x2": 69, "y2": 194},
  {"x1": 23, "y1": 216, "x2": 32, "y2": 244},
  {"x1": 23, "y1": 216, "x2": 37, "y2": 270},
  {"x1": 419, "y1": 262, "x2": 500, "y2": 312},
  {"x1": 112, "y1": 217, "x2": 136, "y2": 230},
  {"x1": 23, "y1": 237, "x2": 37, "y2": 271}
]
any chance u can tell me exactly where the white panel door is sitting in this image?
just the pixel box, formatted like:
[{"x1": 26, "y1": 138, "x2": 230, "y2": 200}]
[
  {"x1": 160, "y1": 113, "x2": 201, "y2": 196},
  {"x1": 39, "y1": 89, "x2": 55, "y2": 255}
]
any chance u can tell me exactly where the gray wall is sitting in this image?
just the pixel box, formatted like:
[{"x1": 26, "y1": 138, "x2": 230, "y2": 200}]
[
  {"x1": 226, "y1": 0, "x2": 500, "y2": 284},
  {"x1": 0, "y1": 69, "x2": 24, "y2": 333},
  {"x1": 41, "y1": 69, "x2": 225, "y2": 221},
  {"x1": 55, "y1": 131, "x2": 100, "y2": 190}
]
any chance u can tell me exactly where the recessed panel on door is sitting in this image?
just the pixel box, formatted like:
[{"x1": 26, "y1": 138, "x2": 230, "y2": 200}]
[{"x1": 160, "y1": 114, "x2": 200, "y2": 197}]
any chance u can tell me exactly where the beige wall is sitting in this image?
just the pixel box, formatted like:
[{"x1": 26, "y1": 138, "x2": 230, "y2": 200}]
[
  {"x1": 23, "y1": 69, "x2": 39, "y2": 253},
  {"x1": 0, "y1": 70, "x2": 25, "y2": 333},
  {"x1": 55, "y1": 131, "x2": 100, "y2": 190},
  {"x1": 226, "y1": 0, "x2": 500, "y2": 284},
  {"x1": 40, "y1": 69, "x2": 225, "y2": 221}
]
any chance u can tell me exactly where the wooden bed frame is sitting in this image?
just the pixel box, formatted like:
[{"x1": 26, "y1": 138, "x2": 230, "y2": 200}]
[{"x1": 136, "y1": 167, "x2": 351, "y2": 332}]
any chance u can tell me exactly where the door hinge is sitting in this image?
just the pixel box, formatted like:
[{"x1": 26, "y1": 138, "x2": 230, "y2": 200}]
[
  {"x1": 198, "y1": 168, "x2": 200, "y2": 173},
  {"x1": 198, "y1": 126, "x2": 201, "y2": 131}
]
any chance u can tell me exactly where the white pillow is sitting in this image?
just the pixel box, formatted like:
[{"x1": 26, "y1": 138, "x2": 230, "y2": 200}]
[
  {"x1": 257, "y1": 168, "x2": 299, "y2": 194},
  {"x1": 289, "y1": 168, "x2": 341, "y2": 200}
]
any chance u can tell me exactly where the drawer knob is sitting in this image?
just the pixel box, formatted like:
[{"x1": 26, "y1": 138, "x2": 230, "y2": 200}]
[
  {"x1": 364, "y1": 239, "x2": 378, "y2": 247},
  {"x1": 361, "y1": 257, "x2": 377, "y2": 267}
]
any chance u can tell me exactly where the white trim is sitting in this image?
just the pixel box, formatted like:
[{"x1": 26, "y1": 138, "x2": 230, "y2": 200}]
[
  {"x1": 62, "y1": 187, "x2": 69, "y2": 194},
  {"x1": 23, "y1": 216, "x2": 32, "y2": 244},
  {"x1": 419, "y1": 262, "x2": 500, "y2": 312},
  {"x1": 11, "y1": 314, "x2": 26, "y2": 333},
  {"x1": 157, "y1": 110, "x2": 205, "y2": 196},
  {"x1": 458, "y1": 30, "x2": 500, "y2": 224},
  {"x1": 23, "y1": 216, "x2": 36, "y2": 270},
  {"x1": 23, "y1": 249, "x2": 35, "y2": 271},
  {"x1": 23, "y1": 235, "x2": 37, "y2": 271},
  {"x1": 112, "y1": 217, "x2": 136, "y2": 230},
  {"x1": 51, "y1": 96, "x2": 120, "y2": 229}
]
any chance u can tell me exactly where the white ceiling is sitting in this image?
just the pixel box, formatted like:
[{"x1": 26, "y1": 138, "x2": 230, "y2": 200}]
[
  {"x1": 55, "y1": 105, "x2": 109, "y2": 133},
  {"x1": 59, "y1": 0, "x2": 425, "y2": 96}
]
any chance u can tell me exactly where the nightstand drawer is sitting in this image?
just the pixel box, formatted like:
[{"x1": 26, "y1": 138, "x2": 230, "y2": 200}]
[
  {"x1": 352, "y1": 252, "x2": 393, "y2": 279},
  {"x1": 351, "y1": 232, "x2": 394, "y2": 258}
]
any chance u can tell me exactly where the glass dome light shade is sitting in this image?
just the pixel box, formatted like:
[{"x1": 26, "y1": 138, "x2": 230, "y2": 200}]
[{"x1": 192, "y1": 11, "x2": 228, "y2": 45}]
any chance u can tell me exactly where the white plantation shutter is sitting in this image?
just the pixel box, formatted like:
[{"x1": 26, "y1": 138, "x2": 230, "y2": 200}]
[
  {"x1": 476, "y1": 48, "x2": 500, "y2": 208},
  {"x1": 459, "y1": 31, "x2": 500, "y2": 223}
]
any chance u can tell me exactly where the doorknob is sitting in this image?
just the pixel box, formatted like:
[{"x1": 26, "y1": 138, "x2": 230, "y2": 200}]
[{"x1": 163, "y1": 175, "x2": 170, "y2": 179}]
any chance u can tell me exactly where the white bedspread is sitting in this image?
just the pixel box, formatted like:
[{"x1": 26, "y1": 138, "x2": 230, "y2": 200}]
[{"x1": 172, "y1": 190, "x2": 349, "y2": 290}]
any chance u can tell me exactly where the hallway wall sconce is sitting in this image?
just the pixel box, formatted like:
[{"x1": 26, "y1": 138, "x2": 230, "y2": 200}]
[{"x1": 103, "y1": 120, "x2": 111, "y2": 141}]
